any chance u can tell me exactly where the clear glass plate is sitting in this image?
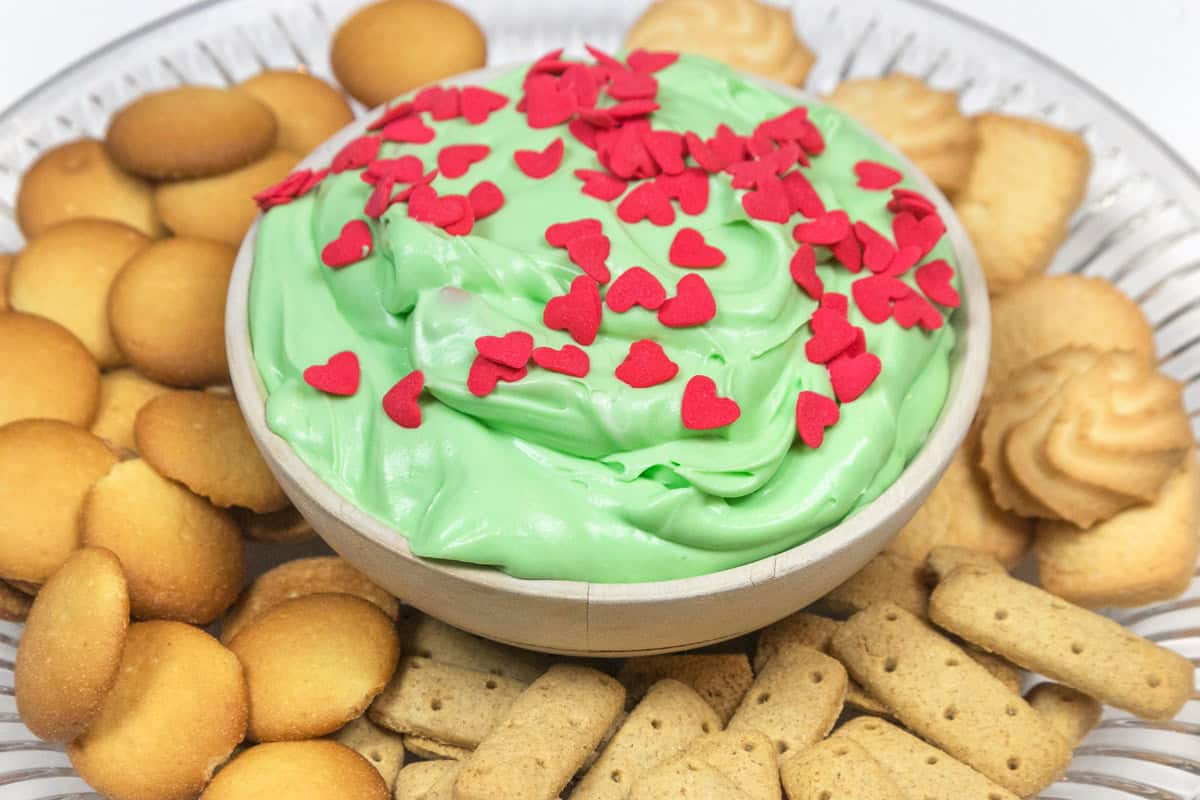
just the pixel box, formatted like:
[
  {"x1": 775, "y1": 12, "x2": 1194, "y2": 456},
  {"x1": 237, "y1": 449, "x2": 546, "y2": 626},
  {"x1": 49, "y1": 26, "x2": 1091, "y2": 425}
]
[{"x1": 0, "y1": 1, "x2": 1197, "y2": 798}]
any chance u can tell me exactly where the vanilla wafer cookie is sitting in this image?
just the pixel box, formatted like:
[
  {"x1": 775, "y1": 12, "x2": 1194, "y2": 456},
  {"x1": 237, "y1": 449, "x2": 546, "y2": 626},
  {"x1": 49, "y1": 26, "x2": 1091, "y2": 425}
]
[
  {"x1": 780, "y1": 737, "x2": 905, "y2": 800},
  {"x1": 929, "y1": 567, "x2": 1194, "y2": 720},
  {"x1": 813, "y1": 551, "x2": 928, "y2": 618},
  {"x1": 831, "y1": 603, "x2": 1070, "y2": 795},
  {"x1": 454, "y1": 664, "x2": 624, "y2": 800},
  {"x1": 1026, "y1": 683, "x2": 1101, "y2": 748},
  {"x1": 399, "y1": 611, "x2": 550, "y2": 683},
  {"x1": 617, "y1": 654, "x2": 752, "y2": 724}
]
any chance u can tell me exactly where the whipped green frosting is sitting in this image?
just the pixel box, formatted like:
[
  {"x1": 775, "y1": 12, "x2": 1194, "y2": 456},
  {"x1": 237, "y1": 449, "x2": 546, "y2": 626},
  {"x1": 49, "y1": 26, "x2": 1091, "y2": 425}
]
[{"x1": 250, "y1": 55, "x2": 958, "y2": 583}]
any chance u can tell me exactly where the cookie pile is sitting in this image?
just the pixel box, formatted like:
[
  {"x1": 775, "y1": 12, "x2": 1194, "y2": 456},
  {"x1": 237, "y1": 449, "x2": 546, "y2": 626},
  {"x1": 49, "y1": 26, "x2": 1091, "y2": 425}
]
[{"x1": 1, "y1": 0, "x2": 1196, "y2": 798}]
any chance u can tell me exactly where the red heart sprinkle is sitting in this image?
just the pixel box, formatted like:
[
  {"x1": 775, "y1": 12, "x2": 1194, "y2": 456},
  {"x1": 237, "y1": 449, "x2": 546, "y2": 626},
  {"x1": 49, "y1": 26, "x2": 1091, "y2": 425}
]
[
  {"x1": 615, "y1": 340, "x2": 679, "y2": 387},
  {"x1": 915, "y1": 260, "x2": 960, "y2": 308},
  {"x1": 382, "y1": 116, "x2": 435, "y2": 144},
  {"x1": 574, "y1": 169, "x2": 628, "y2": 201},
  {"x1": 657, "y1": 168, "x2": 709, "y2": 215},
  {"x1": 831, "y1": 233, "x2": 863, "y2": 272},
  {"x1": 544, "y1": 276, "x2": 603, "y2": 346},
  {"x1": 568, "y1": 118, "x2": 602, "y2": 149},
  {"x1": 669, "y1": 228, "x2": 725, "y2": 268},
  {"x1": 437, "y1": 144, "x2": 490, "y2": 179},
  {"x1": 566, "y1": 234, "x2": 613, "y2": 283},
  {"x1": 892, "y1": 292, "x2": 944, "y2": 330},
  {"x1": 560, "y1": 63, "x2": 601, "y2": 108},
  {"x1": 364, "y1": 175, "x2": 398, "y2": 219},
  {"x1": 514, "y1": 138, "x2": 565, "y2": 179},
  {"x1": 406, "y1": 184, "x2": 438, "y2": 221},
  {"x1": 546, "y1": 218, "x2": 603, "y2": 247},
  {"x1": 608, "y1": 69, "x2": 659, "y2": 101},
  {"x1": 887, "y1": 188, "x2": 937, "y2": 218},
  {"x1": 855, "y1": 221, "x2": 898, "y2": 274},
  {"x1": 532, "y1": 344, "x2": 590, "y2": 377},
  {"x1": 382, "y1": 370, "x2": 424, "y2": 428},
  {"x1": 607, "y1": 99, "x2": 660, "y2": 120},
  {"x1": 618, "y1": 181, "x2": 675, "y2": 226},
  {"x1": 440, "y1": 195, "x2": 475, "y2": 236},
  {"x1": 460, "y1": 86, "x2": 509, "y2": 124},
  {"x1": 530, "y1": 48, "x2": 567, "y2": 73},
  {"x1": 603, "y1": 125, "x2": 657, "y2": 179},
  {"x1": 793, "y1": 210, "x2": 850, "y2": 245},
  {"x1": 854, "y1": 160, "x2": 903, "y2": 190},
  {"x1": 606, "y1": 267, "x2": 667, "y2": 312},
  {"x1": 321, "y1": 220, "x2": 373, "y2": 268},
  {"x1": 790, "y1": 244, "x2": 823, "y2": 300},
  {"x1": 806, "y1": 308, "x2": 861, "y2": 364},
  {"x1": 429, "y1": 87, "x2": 462, "y2": 121},
  {"x1": 644, "y1": 130, "x2": 686, "y2": 175},
  {"x1": 467, "y1": 357, "x2": 528, "y2": 397},
  {"x1": 658, "y1": 273, "x2": 716, "y2": 328},
  {"x1": 468, "y1": 181, "x2": 505, "y2": 220},
  {"x1": 368, "y1": 101, "x2": 414, "y2": 131},
  {"x1": 303, "y1": 351, "x2": 360, "y2": 396},
  {"x1": 331, "y1": 136, "x2": 382, "y2": 173},
  {"x1": 795, "y1": 390, "x2": 839, "y2": 448},
  {"x1": 755, "y1": 107, "x2": 809, "y2": 142},
  {"x1": 626, "y1": 49, "x2": 679, "y2": 73},
  {"x1": 476, "y1": 331, "x2": 534, "y2": 369},
  {"x1": 742, "y1": 175, "x2": 791, "y2": 223},
  {"x1": 885, "y1": 245, "x2": 923, "y2": 276},
  {"x1": 829, "y1": 352, "x2": 881, "y2": 403},
  {"x1": 681, "y1": 375, "x2": 740, "y2": 430},
  {"x1": 684, "y1": 131, "x2": 727, "y2": 173},
  {"x1": 893, "y1": 212, "x2": 945, "y2": 255},
  {"x1": 781, "y1": 170, "x2": 826, "y2": 218},
  {"x1": 796, "y1": 119, "x2": 825, "y2": 156},
  {"x1": 852, "y1": 274, "x2": 912, "y2": 323},
  {"x1": 363, "y1": 155, "x2": 425, "y2": 185},
  {"x1": 822, "y1": 292, "x2": 849, "y2": 315},
  {"x1": 413, "y1": 86, "x2": 446, "y2": 112},
  {"x1": 585, "y1": 44, "x2": 625, "y2": 70},
  {"x1": 522, "y1": 75, "x2": 579, "y2": 128}
]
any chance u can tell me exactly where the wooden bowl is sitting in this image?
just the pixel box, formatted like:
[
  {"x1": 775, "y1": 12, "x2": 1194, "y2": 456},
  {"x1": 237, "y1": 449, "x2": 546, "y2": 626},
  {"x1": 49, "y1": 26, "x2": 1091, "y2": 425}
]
[{"x1": 226, "y1": 67, "x2": 990, "y2": 656}]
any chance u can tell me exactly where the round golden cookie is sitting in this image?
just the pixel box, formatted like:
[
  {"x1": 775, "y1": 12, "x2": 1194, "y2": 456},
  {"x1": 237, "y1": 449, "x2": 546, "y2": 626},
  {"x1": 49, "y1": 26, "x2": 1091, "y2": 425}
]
[
  {"x1": 228, "y1": 593, "x2": 400, "y2": 741},
  {"x1": 827, "y1": 75, "x2": 978, "y2": 195},
  {"x1": 0, "y1": 252, "x2": 14, "y2": 311},
  {"x1": 240, "y1": 71, "x2": 355, "y2": 155},
  {"x1": 91, "y1": 368, "x2": 172, "y2": 452},
  {"x1": 154, "y1": 149, "x2": 301, "y2": 246},
  {"x1": 135, "y1": 390, "x2": 288, "y2": 513},
  {"x1": 233, "y1": 505, "x2": 316, "y2": 544},
  {"x1": 82, "y1": 458, "x2": 244, "y2": 624},
  {"x1": 0, "y1": 311, "x2": 100, "y2": 427},
  {"x1": 221, "y1": 556, "x2": 400, "y2": 644},
  {"x1": 330, "y1": 0, "x2": 487, "y2": 108},
  {"x1": 15, "y1": 138, "x2": 165, "y2": 238},
  {"x1": 68, "y1": 620, "x2": 247, "y2": 800},
  {"x1": 987, "y1": 274, "x2": 1156, "y2": 393},
  {"x1": 199, "y1": 740, "x2": 388, "y2": 800},
  {"x1": 0, "y1": 420, "x2": 117, "y2": 584},
  {"x1": 0, "y1": 581, "x2": 32, "y2": 622},
  {"x1": 106, "y1": 87, "x2": 278, "y2": 180},
  {"x1": 9, "y1": 219, "x2": 151, "y2": 367},
  {"x1": 15, "y1": 547, "x2": 129, "y2": 742},
  {"x1": 107, "y1": 237, "x2": 235, "y2": 387},
  {"x1": 626, "y1": 0, "x2": 815, "y2": 87}
]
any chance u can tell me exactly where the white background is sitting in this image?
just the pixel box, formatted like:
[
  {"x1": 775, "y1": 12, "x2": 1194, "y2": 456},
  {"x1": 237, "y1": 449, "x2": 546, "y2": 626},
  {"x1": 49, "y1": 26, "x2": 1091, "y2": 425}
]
[{"x1": 0, "y1": 0, "x2": 1196, "y2": 166}]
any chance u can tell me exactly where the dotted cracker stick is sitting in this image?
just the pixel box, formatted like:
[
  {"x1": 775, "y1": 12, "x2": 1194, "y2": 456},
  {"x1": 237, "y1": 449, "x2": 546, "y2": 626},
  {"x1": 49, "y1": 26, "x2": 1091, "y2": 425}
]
[
  {"x1": 395, "y1": 760, "x2": 459, "y2": 800},
  {"x1": 780, "y1": 737, "x2": 906, "y2": 800},
  {"x1": 403, "y1": 735, "x2": 470, "y2": 761},
  {"x1": 728, "y1": 644, "x2": 846, "y2": 759},
  {"x1": 628, "y1": 757, "x2": 753, "y2": 800},
  {"x1": 399, "y1": 611, "x2": 551, "y2": 683},
  {"x1": 681, "y1": 730, "x2": 780, "y2": 800},
  {"x1": 574, "y1": 679, "x2": 720, "y2": 800},
  {"x1": 812, "y1": 551, "x2": 928, "y2": 619},
  {"x1": 414, "y1": 759, "x2": 465, "y2": 800},
  {"x1": 966, "y1": 646, "x2": 1023, "y2": 696},
  {"x1": 930, "y1": 568, "x2": 1195, "y2": 720},
  {"x1": 368, "y1": 657, "x2": 527, "y2": 748},
  {"x1": 453, "y1": 664, "x2": 625, "y2": 800},
  {"x1": 925, "y1": 546, "x2": 1005, "y2": 584},
  {"x1": 830, "y1": 603, "x2": 1070, "y2": 796},
  {"x1": 1026, "y1": 683, "x2": 1102, "y2": 748},
  {"x1": 832, "y1": 717, "x2": 1019, "y2": 800},
  {"x1": 617, "y1": 653, "x2": 752, "y2": 724}
]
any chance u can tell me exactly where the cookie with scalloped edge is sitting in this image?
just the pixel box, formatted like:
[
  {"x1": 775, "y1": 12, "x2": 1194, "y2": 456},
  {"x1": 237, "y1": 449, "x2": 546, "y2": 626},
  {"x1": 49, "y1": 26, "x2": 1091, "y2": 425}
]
[
  {"x1": 240, "y1": 71, "x2": 355, "y2": 155},
  {"x1": 0, "y1": 311, "x2": 100, "y2": 427}
]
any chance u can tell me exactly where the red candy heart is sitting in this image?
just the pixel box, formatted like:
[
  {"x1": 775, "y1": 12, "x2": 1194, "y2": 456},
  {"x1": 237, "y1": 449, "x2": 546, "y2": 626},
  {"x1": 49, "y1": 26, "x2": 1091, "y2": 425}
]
[
  {"x1": 532, "y1": 344, "x2": 590, "y2": 378},
  {"x1": 822, "y1": 292, "x2": 849, "y2": 316},
  {"x1": 441, "y1": 195, "x2": 475, "y2": 237},
  {"x1": 566, "y1": 234, "x2": 613, "y2": 283},
  {"x1": 546, "y1": 218, "x2": 603, "y2": 247},
  {"x1": 656, "y1": 168, "x2": 709, "y2": 215},
  {"x1": 741, "y1": 176, "x2": 791, "y2": 223},
  {"x1": 790, "y1": 244, "x2": 823, "y2": 300},
  {"x1": 460, "y1": 86, "x2": 509, "y2": 124},
  {"x1": 606, "y1": 267, "x2": 666, "y2": 312},
  {"x1": 684, "y1": 131, "x2": 728, "y2": 173},
  {"x1": 468, "y1": 181, "x2": 505, "y2": 220},
  {"x1": 915, "y1": 259, "x2": 961, "y2": 308},
  {"x1": 793, "y1": 210, "x2": 850, "y2": 245},
  {"x1": 852, "y1": 274, "x2": 912, "y2": 323},
  {"x1": 544, "y1": 276, "x2": 603, "y2": 346},
  {"x1": 618, "y1": 181, "x2": 675, "y2": 226},
  {"x1": 368, "y1": 101, "x2": 414, "y2": 131},
  {"x1": 364, "y1": 175, "x2": 398, "y2": 219},
  {"x1": 475, "y1": 331, "x2": 534, "y2": 369},
  {"x1": 658, "y1": 274, "x2": 716, "y2": 328},
  {"x1": 892, "y1": 292, "x2": 943, "y2": 330},
  {"x1": 363, "y1": 155, "x2": 425, "y2": 185},
  {"x1": 855, "y1": 221, "x2": 897, "y2": 274},
  {"x1": 626, "y1": 49, "x2": 679, "y2": 74},
  {"x1": 331, "y1": 135, "x2": 382, "y2": 173},
  {"x1": 854, "y1": 160, "x2": 903, "y2": 190},
  {"x1": 608, "y1": 70, "x2": 659, "y2": 101},
  {"x1": 382, "y1": 370, "x2": 424, "y2": 428},
  {"x1": 569, "y1": 118, "x2": 602, "y2": 149},
  {"x1": 782, "y1": 170, "x2": 825, "y2": 218},
  {"x1": 806, "y1": 308, "x2": 861, "y2": 364},
  {"x1": 574, "y1": 169, "x2": 628, "y2": 201},
  {"x1": 893, "y1": 212, "x2": 945, "y2": 255},
  {"x1": 303, "y1": 351, "x2": 360, "y2": 396},
  {"x1": 829, "y1": 352, "x2": 881, "y2": 403},
  {"x1": 607, "y1": 99, "x2": 659, "y2": 120},
  {"x1": 615, "y1": 340, "x2": 679, "y2": 387},
  {"x1": 644, "y1": 130, "x2": 686, "y2": 175},
  {"x1": 795, "y1": 390, "x2": 839, "y2": 448},
  {"x1": 382, "y1": 116, "x2": 435, "y2": 144},
  {"x1": 831, "y1": 234, "x2": 863, "y2": 272},
  {"x1": 887, "y1": 188, "x2": 937, "y2": 218},
  {"x1": 885, "y1": 245, "x2": 923, "y2": 276},
  {"x1": 669, "y1": 228, "x2": 725, "y2": 268},
  {"x1": 467, "y1": 357, "x2": 528, "y2": 397},
  {"x1": 321, "y1": 220, "x2": 373, "y2": 268},
  {"x1": 522, "y1": 75, "x2": 579, "y2": 128},
  {"x1": 514, "y1": 138, "x2": 565, "y2": 179},
  {"x1": 681, "y1": 375, "x2": 740, "y2": 430},
  {"x1": 437, "y1": 144, "x2": 490, "y2": 179}
]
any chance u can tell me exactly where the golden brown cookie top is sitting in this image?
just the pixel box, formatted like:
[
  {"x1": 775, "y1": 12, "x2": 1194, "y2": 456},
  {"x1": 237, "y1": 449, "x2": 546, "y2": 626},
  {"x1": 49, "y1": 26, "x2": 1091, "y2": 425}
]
[
  {"x1": 239, "y1": 70, "x2": 355, "y2": 155},
  {"x1": 0, "y1": 310, "x2": 101, "y2": 427},
  {"x1": 106, "y1": 86, "x2": 278, "y2": 179},
  {"x1": 200, "y1": 740, "x2": 389, "y2": 800},
  {"x1": 0, "y1": 253, "x2": 14, "y2": 311}
]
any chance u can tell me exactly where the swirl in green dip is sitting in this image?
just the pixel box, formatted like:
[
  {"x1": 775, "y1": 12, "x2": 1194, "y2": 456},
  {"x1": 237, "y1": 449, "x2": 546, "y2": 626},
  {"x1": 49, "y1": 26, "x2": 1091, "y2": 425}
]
[{"x1": 249, "y1": 54, "x2": 959, "y2": 582}]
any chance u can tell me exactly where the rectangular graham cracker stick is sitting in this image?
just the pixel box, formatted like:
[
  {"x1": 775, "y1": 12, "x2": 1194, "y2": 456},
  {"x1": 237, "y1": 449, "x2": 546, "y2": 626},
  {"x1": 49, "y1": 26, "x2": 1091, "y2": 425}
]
[
  {"x1": 574, "y1": 679, "x2": 720, "y2": 800},
  {"x1": 812, "y1": 551, "x2": 929, "y2": 619},
  {"x1": 453, "y1": 664, "x2": 625, "y2": 800},
  {"x1": 402, "y1": 735, "x2": 471, "y2": 761},
  {"x1": 629, "y1": 757, "x2": 752, "y2": 800},
  {"x1": 394, "y1": 760, "x2": 460, "y2": 800},
  {"x1": 728, "y1": 645, "x2": 846, "y2": 760},
  {"x1": 930, "y1": 567, "x2": 1195, "y2": 720},
  {"x1": 368, "y1": 657, "x2": 526, "y2": 748},
  {"x1": 832, "y1": 717, "x2": 1019, "y2": 800},
  {"x1": 1026, "y1": 683, "x2": 1102, "y2": 748},
  {"x1": 329, "y1": 715, "x2": 405, "y2": 791},
  {"x1": 966, "y1": 646, "x2": 1023, "y2": 695},
  {"x1": 682, "y1": 730, "x2": 780, "y2": 800},
  {"x1": 925, "y1": 545, "x2": 1006, "y2": 584},
  {"x1": 830, "y1": 603, "x2": 1071, "y2": 796},
  {"x1": 617, "y1": 654, "x2": 752, "y2": 724},
  {"x1": 780, "y1": 737, "x2": 906, "y2": 800},
  {"x1": 398, "y1": 611, "x2": 550, "y2": 683}
]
